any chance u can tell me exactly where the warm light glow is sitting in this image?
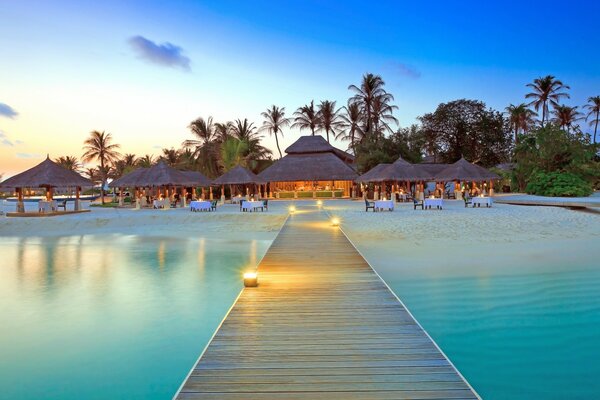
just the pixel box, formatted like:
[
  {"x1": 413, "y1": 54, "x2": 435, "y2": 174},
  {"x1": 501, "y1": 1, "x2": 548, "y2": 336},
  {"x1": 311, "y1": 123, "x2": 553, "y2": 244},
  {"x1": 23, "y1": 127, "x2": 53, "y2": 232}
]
[
  {"x1": 289, "y1": 206, "x2": 296, "y2": 214},
  {"x1": 316, "y1": 200, "x2": 323, "y2": 206},
  {"x1": 243, "y1": 272, "x2": 257, "y2": 279},
  {"x1": 331, "y1": 217, "x2": 340, "y2": 226}
]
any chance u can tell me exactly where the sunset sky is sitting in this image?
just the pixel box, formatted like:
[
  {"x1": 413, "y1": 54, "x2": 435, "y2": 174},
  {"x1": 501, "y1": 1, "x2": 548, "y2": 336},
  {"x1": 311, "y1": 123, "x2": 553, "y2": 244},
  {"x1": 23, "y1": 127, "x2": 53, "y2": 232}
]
[{"x1": 1, "y1": 0, "x2": 599, "y2": 177}]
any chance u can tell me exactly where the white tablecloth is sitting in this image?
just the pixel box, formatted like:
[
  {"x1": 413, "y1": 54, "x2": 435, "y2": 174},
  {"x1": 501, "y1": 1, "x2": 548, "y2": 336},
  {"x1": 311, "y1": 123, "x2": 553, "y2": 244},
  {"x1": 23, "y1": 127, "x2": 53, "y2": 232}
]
[
  {"x1": 231, "y1": 196, "x2": 246, "y2": 204},
  {"x1": 190, "y1": 200, "x2": 211, "y2": 211},
  {"x1": 472, "y1": 197, "x2": 493, "y2": 207},
  {"x1": 153, "y1": 199, "x2": 167, "y2": 208},
  {"x1": 38, "y1": 200, "x2": 56, "y2": 213},
  {"x1": 374, "y1": 200, "x2": 394, "y2": 211},
  {"x1": 424, "y1": 198, "x2": 443, "y2": 209},
  {"x1": 241, "y1": 200, "x2": 265, "y2": 212}
]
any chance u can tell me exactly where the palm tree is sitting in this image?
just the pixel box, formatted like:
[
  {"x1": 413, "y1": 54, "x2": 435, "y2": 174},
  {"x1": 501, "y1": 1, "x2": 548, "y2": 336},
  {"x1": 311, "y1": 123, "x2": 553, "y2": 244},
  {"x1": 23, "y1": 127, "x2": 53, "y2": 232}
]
[
  {"x1": 553, "y1": 105, "x2": 583, "y2": 133},
  {"x1": 525, "y1": 75, "x2": 570, "y2": 127},
  {"x1": 220, "y1": 137, "x2": 248, "y2": 171},
  {"x1": 337, "y1": 101, "x2": 364, "y2": 154},
  {"x1": 82, "y1": 130, "x2": 121, "y2": 204},
  {"x1": 183, "y1": 116, "x2": 219, "y2": 176},
  {"x1": 137, "y1": 154, "x2": 155, "y2": 168},
  {"x1": 113, "y1": 153, "x2": 138, "y2": 178},
  {"x1": 584, "y1": 96, "x2": 600, "y2": 143},
  {"x1": 348, "y1": 73, "x2": 397, "y2": 139},
  {"x1": 55, "y1": 156, "x2": 81, "y2": 172},
  {"x1": 84, "y1": 167, "x2": 99, "y2": 192},
  {"x1": 260, "y1": 105, "x2": 289, "y2": 158},
  {"x1": 504, "y1": 103, "x2": 538, "y2": 144},
  {"x1": 160, "y1": 148, "x2": 180, "y2": 166},
  {"x1": 317, "y1": 100, "x2": 343, "y2": 143},
  {"x1": 214, "y1": 121, "x2": 234, "y2": 143},
  {"x1": 292, "y1": 101, "x2": 320, "y2": 135},
  {"x1": 232, "y1": 118, "x2": 271, "y2": 163}
]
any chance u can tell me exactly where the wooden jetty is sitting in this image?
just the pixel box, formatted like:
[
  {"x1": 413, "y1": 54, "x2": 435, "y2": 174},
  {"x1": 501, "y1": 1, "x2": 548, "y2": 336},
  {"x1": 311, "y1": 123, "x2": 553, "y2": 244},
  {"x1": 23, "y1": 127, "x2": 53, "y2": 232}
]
[{"x1": 174, "y1": 207, "x2": 479, "y2": 399}]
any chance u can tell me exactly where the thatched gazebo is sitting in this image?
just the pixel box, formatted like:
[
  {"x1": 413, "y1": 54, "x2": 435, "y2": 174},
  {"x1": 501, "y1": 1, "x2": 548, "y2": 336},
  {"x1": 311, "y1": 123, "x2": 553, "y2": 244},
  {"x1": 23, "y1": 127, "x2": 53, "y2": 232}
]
[
  {"x1": 259, "y1": 135, "x2": 358, "y2": 198},
  {"x1": 357, "y1": 157, "x2": 433, "y2": 200},
  {"x1": 0, "y1": 156, "x2": 92, "y2": 213},
  {"x1": 213, "y1": 165, "x2": 266, "y2": 202},
  {"x1": 109, "y1": 162, "x2": 211, "y2": 207},
  {"x1": 435, "y1": 157, "x2": 500, "y2": 197}
]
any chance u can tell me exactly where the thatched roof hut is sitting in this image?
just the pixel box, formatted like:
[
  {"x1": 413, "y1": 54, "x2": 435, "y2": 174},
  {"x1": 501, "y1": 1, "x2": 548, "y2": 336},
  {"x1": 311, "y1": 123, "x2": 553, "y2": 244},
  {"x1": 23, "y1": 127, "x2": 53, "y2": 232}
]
[
  {"x1": 109, "y1": 161, "x2": 193, "y2": 188},
  {"x1": 259, "y1": 135, "x2": 358, "y2": 182},
  {"x1": 213, "y1": 165, "x2": 265, "y2": 185},
  {"x1": 355, "y1": 163, "x2": 391, "y2": 183},
  {"x1": 357, "y1": 157, "x2": 433, "y2": 182},
  {"x1": 180, "y1": 170, "x2": 212, "y2": 187},
  {"x1": 435, "y1": 158, "x2": 500, "y2": 181},
  {"x1": 0, "y1": 156, "x2": 92, "y2": 190}
]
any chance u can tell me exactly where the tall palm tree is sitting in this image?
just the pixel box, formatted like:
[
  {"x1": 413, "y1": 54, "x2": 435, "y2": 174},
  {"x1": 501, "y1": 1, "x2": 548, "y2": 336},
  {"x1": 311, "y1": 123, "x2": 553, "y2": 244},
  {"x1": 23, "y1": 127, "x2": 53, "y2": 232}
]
[
  {"x1": 584, "y1": 96, "x2": 600, "y2": 143},
  {"x1": 183, "y1": 117, "x2": 219, "y2": 176},
  {"x1": 317, "y1": 100, "x2": 343, "y2": 143},
  {"x1": 348, "y1": 73, "x2": 396, "y2": 139},
  {"x1": 553, "y1": 105, "x2": 583, "y2": 133},
  {"x1": 260, "y1": 105, "x2": 289, "y2": 158},
  {"x1": 55, "y1": 156, "x2": 81, "y2": 172},
  {"x1": 113, "y1": 153, "x2": 138, "y2": 178},
  {"x1": 292, "y1": 101, "x2": 320, "y2": 135},
  {"x1": 504, "y1": 103, "x2": 538, "y2": 144},
  {"x1": 232, "y1": 118, "x2": 271, "y2": 163},
  {"x1": 82, "y1": 130, "x2": 120, "y2": 204},
  {"x1": 137, "y1": 154, "x2": 155, "y2": 168},
  {"x1": 525, "y1": 75, "x2": 570, "y2": 127},
  {"x1": 214, "y1": 121, "x2": 234, "y2": 143},
  {"x1": 337, "y1": 101, "x2": 364, "y2": 154},
  {"x1": 84, "y1": 167, "x2": 99, "y2": 192}
]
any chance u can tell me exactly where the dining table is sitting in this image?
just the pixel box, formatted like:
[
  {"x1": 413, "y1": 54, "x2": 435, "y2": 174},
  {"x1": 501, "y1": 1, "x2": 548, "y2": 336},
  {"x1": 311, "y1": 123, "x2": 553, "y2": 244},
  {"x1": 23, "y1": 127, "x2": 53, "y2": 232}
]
[
  {"x1": 38, "y1": 200, "x2": 56, "y2": 213},
  {"x1": 241, "y1": 200, "x2": 265, "y2": 212},
  {"x1": 190, "y1": 200, "x2": 211, "y2": 212},
  {"x1": 423, "y1": 198, "x2": 443, "y2": 210},
  {"x1": 471, "y1": 196, "x2": 493, "y2": 207},
  {"x1": 374, "y1": 199, "x2": 394, "y2": 211}
]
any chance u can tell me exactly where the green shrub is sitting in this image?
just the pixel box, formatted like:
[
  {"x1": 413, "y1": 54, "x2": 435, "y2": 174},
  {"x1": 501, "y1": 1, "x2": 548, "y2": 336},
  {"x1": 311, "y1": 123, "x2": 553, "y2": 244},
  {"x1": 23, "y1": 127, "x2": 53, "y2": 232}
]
[
  {"x1": 278, "y1": 192, "x2": 294, "y2": 199},
  {"x1": 525, "y1": 171, "x2": 593, "y2": 197},
  {"x1": 298, "y1": 191, "x2": 313, "y2": 198}
]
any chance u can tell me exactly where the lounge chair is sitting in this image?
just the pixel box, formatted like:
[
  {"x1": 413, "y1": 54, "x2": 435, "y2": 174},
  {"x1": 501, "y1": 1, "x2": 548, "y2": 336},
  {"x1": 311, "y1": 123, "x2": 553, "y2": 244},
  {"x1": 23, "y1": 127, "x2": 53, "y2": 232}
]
[
  {"x1": 365, "y1": 198, "x2": 375, "y2": 212},
  {"x1": 463, "y1": 195, "x2": 472, "y2": 208},
  {"x1": 57, "y1": 200, "x2": 67, "y2": 211},
  {"x1": 210, "y1": 200, "x2": 217, "y2": 211},
  {"x1": 413, "y1": 199, "x2": 424, "y2": 210}
]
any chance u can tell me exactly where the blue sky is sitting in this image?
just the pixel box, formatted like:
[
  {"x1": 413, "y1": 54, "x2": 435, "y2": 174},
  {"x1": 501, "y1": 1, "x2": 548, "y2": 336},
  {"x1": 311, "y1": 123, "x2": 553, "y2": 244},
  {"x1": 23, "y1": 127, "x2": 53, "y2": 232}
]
[{"x1": 1, "y1": 0, "x2": 599, "y2": 175}]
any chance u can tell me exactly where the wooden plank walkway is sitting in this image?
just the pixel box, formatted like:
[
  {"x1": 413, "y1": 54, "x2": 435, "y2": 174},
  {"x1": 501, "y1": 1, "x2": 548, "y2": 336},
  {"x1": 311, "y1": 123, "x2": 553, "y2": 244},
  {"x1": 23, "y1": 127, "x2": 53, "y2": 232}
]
[{"x1": 174, "y1": 207, "x2": 479, "y2": 399}]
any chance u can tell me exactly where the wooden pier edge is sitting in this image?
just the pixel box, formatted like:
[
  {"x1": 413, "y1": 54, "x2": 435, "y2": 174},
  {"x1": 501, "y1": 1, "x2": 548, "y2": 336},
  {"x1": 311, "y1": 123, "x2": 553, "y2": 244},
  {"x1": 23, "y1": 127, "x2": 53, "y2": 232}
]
[{"x1": 334, "y1": 213, "x2": 481, "y2": 399}]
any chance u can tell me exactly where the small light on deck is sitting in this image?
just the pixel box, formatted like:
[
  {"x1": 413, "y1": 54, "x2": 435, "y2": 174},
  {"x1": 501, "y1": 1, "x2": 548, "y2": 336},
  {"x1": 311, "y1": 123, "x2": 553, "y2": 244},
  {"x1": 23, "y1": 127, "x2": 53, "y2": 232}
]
[
  {"x1": 316, "y1": 200, "x2": 323, "y2": 207},
  {"x1": 243, "y1": 271, "x2": 258, "y2": 287},
  {"x1": 331, "y1": 217, "x2": 340, "y2": 227},
  {"x1": 289, "y1": 206, "x2": 296, "y2": 214}
]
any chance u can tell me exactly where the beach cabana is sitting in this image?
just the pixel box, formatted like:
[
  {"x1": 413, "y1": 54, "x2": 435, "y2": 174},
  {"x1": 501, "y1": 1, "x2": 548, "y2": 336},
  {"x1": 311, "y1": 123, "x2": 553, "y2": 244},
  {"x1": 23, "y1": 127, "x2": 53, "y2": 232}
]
[
  {"x1": 212, "y1": 165, "x2": 266, "y2": 202},
  {"x1": 357, "y1": 157, "x2": 433, "y2": 200},
  {"x1": 109, "y1": 162, "x2": 210, "y2": 207},
  {"x1": 259, "y1": 135, "x2": 358, "y2": 198},
  {"x1": 0, "y1": 156, "x2": 92, "y2": 213},
  {"x1": 435, "y1": 157, "x2": 500, "y2": 198}
]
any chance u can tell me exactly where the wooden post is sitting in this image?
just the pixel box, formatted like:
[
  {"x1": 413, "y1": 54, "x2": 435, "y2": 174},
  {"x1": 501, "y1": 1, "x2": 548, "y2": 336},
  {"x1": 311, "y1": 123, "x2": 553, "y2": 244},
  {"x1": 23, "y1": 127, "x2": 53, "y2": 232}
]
[
  {"x1": 75, "y1": 186, "x2": 81, "y2": 211},
  {"x1": 16, "y1": 187, "x2": 25, "y2": 213},
  {"x1": 489, "y1": 180, "x2": 494, "y2": 196},
  {"x1": 221, "y1": 185, "x2": 225, "y2": 204},
  {"x1": 119, "y1": 188, "x2": 124, "y2": 206}
]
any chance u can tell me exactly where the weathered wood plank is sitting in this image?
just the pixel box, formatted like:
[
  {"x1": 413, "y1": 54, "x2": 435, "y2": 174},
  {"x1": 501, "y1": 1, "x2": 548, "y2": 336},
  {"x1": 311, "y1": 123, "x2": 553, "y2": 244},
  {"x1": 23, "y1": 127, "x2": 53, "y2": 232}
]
[{"x1": 174, "y1": 207, "x2": 479, "y2": 399}]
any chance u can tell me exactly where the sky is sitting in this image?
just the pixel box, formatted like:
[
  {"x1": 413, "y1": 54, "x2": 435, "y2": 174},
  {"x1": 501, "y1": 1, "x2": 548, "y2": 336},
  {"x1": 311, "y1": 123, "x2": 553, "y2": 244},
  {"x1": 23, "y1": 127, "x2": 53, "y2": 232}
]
[{"x1": 1, "y1": 0, "x2": 599, "y2": 177}]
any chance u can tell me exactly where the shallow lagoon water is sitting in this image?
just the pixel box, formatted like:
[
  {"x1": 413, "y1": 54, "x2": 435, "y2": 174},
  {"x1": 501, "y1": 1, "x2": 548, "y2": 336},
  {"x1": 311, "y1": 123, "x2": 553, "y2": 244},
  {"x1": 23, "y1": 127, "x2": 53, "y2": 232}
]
[{"x1": 0, "y1": 234, "x2": 271, "y2": 400}]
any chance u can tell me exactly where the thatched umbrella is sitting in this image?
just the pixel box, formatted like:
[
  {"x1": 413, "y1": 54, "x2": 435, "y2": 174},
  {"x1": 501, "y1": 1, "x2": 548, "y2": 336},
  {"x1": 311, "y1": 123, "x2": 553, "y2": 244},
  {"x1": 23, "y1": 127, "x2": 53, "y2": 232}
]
[
  {"x1": 435, "y1": 157, "x2": 500, "y2": 196},
  {"x1": 213, "y1": 165, "x2": 265, "y2": 201},
  {"x1": 0, "y1": 156, "x2": 92, "y2": 212}
]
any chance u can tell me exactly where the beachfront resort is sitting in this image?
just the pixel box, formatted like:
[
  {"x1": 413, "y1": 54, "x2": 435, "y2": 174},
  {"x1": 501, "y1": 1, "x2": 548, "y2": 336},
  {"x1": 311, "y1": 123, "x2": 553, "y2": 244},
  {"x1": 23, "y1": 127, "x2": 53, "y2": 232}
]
[{"x1": 2, "y1": 2, "x2": 600, "y2": 400}]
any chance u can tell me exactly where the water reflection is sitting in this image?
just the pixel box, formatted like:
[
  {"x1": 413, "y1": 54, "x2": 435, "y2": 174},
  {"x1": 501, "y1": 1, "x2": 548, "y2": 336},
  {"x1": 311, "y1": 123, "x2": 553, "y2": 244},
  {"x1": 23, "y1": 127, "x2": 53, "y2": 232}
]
[{"x1": 1, "y1": 233, "x2": 272, "y2": 400}]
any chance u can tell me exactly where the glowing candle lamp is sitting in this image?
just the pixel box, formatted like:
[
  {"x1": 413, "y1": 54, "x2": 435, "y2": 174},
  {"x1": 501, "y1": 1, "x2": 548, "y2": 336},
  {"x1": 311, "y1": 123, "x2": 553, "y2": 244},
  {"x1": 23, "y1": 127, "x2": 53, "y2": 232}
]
[
  {"x1": 331, "y1": 217, "x2": 340, "y2": 227},
  {"x1": 289, "y1": 206, "x2": 296, "y2": 214},
  {"x1": 243, "y1": 271, "x2": 258, "y2": 287}
]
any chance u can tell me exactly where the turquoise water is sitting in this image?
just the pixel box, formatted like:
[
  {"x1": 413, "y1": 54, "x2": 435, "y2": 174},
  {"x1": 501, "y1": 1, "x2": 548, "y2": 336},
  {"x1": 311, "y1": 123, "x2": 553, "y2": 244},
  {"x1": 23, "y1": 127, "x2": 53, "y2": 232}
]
[
  {"x1": 365, "y1": 238, "x2": 600, "y2": 399},
  {"x1": 0, "y1": 234, "x2": 270, "y2": 400}
]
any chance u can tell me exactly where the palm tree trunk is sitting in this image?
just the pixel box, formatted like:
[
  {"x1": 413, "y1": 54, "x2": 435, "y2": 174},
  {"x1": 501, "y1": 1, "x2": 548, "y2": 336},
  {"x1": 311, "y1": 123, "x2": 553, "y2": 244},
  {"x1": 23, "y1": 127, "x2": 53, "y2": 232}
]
[
  {"x1": 594, "y1": 113, "x2": 599, "y2": 144},
  {"x1": 326, "y1": 129, "x2": 330, "y2": 143},
  {"x1": 542, "y1": 102, "x2": 546, "y2": 127},
  {"x1": 275, "y1": 133, "x2": 282, "y2": 159}
]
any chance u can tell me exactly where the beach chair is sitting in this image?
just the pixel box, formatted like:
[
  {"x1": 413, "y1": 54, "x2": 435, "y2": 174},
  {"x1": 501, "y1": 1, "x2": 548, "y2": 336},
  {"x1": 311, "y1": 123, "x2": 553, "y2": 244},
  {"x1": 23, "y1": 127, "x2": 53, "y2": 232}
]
[
  {"x1": 413, "y1": 199, "x2": 424, "y2": 210},
  {"x1": 240, "y1": 200, "x2": 245, "y2": 212},
  {"x1": 57, "y1": 200, "x2": 67, "y2": 211},
  {"x1": 463, "y1": 195, "x2": 472, "y2": 208},
  {"x1": 262, "y1": 199, "x2": 269, "y2": 211},
  {"x1": 210, "y1": 200, "x2": 217, "y2": 211},
  {"x1": 365, "y1": 198, "x2": 375, "y2": 212}
]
